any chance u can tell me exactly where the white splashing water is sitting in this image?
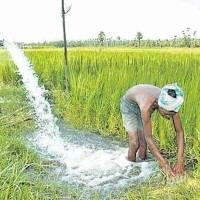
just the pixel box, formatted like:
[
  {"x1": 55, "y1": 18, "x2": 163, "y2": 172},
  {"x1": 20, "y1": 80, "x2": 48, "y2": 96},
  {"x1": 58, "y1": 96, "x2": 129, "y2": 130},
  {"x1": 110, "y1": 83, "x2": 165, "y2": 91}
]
[{"x1": 3, "y1": 41, "x2": 159, "y2": 193}]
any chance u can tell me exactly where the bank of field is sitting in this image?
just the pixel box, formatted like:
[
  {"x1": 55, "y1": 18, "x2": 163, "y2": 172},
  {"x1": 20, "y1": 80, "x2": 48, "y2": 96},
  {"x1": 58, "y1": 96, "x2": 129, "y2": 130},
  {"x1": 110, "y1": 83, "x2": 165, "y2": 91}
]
[{"x1": 0, "y1": 47, "x2": 200, "y2": 199}]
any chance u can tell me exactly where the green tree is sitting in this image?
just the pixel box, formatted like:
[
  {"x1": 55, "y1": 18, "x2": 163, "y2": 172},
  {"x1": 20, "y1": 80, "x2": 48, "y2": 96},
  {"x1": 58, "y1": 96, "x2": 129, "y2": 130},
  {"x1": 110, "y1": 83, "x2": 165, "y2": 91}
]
[
  {"x1": 136, "y1": 32, "x2": 143, "y2": 48},
  {"x1": 193, "y1": 31, "x2": 197, "y2": 47},
  {"x1": 182, "y1": 27, "x2": 194, "y2": 48},
  {"x1": 173, "y1": 35, "x2": 177, "y2": 48},
  {"x1": 117, "y1": 36, "x2": 121, "y2": 41},
  {"x1": 98, "y1": 31, "x2": 106, "y2": 46}
]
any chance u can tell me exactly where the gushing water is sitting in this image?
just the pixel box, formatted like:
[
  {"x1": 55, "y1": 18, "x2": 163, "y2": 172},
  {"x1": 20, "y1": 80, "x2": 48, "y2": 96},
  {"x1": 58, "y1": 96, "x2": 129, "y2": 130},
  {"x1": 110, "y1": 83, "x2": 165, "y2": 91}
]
[
  {"x1": 3, "y1": 41, "x2": 159, "y2": 194},
  {"x1": 3, "y1": 40, "x2": 66, "y2": 156}
]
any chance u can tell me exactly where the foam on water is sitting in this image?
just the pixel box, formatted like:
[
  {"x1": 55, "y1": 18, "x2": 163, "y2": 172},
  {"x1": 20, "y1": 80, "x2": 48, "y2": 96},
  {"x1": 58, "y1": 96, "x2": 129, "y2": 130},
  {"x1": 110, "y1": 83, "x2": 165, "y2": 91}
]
[{"x1": 4, "y1": 41, "x2": 159, "y2": 193}]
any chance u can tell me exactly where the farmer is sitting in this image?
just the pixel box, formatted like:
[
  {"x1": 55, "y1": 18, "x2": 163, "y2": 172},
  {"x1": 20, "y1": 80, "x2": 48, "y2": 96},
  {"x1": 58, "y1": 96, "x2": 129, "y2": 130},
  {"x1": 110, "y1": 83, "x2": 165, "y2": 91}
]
[{"x1": 120, "y1": 83, "x2": 185, "y2": 178}]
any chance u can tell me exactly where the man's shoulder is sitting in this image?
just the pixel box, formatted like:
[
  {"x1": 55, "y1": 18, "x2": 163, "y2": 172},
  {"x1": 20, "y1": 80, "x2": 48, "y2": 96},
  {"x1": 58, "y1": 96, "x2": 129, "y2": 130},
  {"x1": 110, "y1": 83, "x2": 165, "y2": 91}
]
[
  {"x1": 126, "y1": 84, "x2": 161, "y2": 107},
  {"x1": 134, "y1": 84, "x2": 161, "y2": 90}
]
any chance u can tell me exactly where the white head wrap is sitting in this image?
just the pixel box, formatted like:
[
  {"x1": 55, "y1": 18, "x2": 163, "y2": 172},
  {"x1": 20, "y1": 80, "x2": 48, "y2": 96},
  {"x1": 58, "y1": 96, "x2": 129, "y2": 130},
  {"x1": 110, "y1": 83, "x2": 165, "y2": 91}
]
[{"x1": 158, "y1": 83, "x2": 184, "y2": 112}]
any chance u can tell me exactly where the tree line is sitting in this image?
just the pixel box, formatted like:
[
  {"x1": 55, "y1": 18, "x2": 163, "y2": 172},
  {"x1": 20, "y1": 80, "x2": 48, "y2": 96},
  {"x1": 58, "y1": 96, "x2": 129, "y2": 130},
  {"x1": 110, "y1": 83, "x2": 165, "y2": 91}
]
[{"x1": 18, "y1": 28, "x2": 200, "y2": 48}]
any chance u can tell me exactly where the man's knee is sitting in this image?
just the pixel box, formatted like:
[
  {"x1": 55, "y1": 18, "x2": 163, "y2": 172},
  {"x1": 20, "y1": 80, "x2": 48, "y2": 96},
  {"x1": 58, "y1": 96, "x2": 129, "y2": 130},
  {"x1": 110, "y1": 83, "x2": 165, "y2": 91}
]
[
  {"x1": 139, "y1": 140, "x2": 147, "y2": 149},
  {"x1": 138, "y1": 130, "x2": 147, "y2": 147},
  {"x1": 128, "y1": 132, "x2": 139, "y2": 149}
]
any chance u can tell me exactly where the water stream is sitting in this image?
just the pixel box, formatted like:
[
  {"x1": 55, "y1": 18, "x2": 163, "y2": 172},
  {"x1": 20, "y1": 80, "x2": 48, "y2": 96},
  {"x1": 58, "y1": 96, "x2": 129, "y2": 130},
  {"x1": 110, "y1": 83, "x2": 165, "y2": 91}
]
[{"x1": 3, "y1": 41, "x2": 160, "y2": 195}]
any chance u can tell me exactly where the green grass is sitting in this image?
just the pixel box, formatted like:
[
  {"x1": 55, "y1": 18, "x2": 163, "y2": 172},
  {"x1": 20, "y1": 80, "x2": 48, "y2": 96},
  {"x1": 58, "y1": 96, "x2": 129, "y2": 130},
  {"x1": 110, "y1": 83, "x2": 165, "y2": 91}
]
[
  {"x1": 20, "y1": 48, "x2": 200, "y2": 155},
  {"x1": 0, "y1": 85, "x2": 99, "y2": 200},
  {"x1": 0, "y1": 47, "x2": 200, "y2": 199}
]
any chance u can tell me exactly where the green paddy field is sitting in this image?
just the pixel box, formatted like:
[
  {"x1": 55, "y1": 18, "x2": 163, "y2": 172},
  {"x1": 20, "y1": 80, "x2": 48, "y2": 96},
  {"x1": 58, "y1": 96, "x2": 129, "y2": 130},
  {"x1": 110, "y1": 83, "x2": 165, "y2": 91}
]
[{"x1": 0, "y1": 47, "x2": 200, "y2": 199}]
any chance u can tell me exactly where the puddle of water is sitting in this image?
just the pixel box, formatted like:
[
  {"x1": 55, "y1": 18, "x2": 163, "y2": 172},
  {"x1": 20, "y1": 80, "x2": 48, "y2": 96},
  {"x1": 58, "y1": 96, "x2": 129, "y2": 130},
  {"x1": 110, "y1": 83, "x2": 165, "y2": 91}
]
[{"x1": 28, "y1": 125, "x2": 160, "y2": 194}]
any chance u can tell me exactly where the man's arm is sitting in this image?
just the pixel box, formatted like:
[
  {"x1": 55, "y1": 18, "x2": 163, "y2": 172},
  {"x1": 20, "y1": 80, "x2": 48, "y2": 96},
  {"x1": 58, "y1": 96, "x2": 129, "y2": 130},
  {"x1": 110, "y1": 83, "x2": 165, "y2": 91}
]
[
  {"x1": 141, "y1": 110, "x2": 175, "y2": 178},
  {"x1": 172, "y1": 113, "x2": 185, "y2": 176}
]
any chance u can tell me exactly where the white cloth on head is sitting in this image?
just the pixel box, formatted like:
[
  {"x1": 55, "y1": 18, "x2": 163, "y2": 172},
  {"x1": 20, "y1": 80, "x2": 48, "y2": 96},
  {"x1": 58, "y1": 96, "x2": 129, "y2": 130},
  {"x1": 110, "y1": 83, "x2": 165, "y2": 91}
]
[{"x1": 158, "y1": 83, "x2": 184, "y2": 112}]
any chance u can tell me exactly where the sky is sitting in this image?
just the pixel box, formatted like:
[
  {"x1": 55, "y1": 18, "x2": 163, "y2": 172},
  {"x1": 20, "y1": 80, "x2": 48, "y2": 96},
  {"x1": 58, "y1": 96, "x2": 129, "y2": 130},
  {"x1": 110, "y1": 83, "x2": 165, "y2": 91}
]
[{"x1": 1, "y1": 0, "x2": 200, "y2": 42}]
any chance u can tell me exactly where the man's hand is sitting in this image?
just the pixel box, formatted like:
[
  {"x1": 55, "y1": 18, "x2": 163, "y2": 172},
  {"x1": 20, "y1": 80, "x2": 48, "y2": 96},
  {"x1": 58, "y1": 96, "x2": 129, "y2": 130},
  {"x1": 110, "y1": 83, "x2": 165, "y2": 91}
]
[
  {"x1": 162, "y1": 164, "x2": 175, "y2": 180},
  {"x1": 173, "y1": 162, "x2": 185, "y2": 177}
]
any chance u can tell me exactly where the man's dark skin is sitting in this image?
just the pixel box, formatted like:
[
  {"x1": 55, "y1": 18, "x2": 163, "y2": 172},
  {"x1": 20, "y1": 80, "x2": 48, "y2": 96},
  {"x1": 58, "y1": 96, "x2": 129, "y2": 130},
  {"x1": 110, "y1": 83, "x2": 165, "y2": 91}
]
[{"x1": 125, "y1": 84, "x2": 185, "y2": 179}]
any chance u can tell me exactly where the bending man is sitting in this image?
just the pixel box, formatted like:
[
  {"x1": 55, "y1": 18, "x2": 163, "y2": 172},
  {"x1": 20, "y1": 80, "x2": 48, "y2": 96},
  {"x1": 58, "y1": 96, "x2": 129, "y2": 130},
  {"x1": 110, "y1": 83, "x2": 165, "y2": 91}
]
[{"x1": 120, "y1": 83, "x2": 184, "y2": 178}]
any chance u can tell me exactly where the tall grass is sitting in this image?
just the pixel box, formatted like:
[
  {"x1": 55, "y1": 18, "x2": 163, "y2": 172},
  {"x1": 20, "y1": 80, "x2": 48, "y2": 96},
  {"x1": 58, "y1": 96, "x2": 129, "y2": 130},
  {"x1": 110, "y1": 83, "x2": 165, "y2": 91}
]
[
  {"x1": 0, "y1": 50, "x2": 19, "y2": 84},
  {"x1": 1, "y1": 47, "x2": 200, "y2": 199},
  {"x1": 0, "y1": 85, "x2": 103, "y2": 200},
  {"x1": 1, "y1": 48, "x2": 200, "y2": 156}
]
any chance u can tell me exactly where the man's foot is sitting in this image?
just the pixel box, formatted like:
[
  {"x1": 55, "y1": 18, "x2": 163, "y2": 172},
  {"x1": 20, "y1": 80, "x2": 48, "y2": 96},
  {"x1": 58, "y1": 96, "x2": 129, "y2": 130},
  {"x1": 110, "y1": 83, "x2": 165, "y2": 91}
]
[{"x1": 127, "y1": 156, "x2": 136, "y2": 162}]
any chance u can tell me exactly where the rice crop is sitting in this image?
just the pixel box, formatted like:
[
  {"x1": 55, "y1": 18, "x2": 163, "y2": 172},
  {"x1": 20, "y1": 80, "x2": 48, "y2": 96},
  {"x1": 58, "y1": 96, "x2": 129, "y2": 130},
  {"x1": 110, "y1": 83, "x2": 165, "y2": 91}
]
[
  {"x1": 0, "y1": 47, "x2": 200, "y2": 158},
  {"x1": 1, "y1": 47, "x2": 200, "y2": 199}
]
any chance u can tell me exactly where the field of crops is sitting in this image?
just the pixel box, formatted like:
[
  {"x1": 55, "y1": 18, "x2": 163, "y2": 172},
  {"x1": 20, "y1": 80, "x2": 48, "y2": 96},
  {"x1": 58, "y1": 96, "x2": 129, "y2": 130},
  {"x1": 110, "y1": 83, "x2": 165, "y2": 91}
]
[
  {"x1": 1, "y1": 48, "x2": 200, "y2": 154},
  {"x1": 0, "y1": 47, "x2": 200, "y2": 199}
]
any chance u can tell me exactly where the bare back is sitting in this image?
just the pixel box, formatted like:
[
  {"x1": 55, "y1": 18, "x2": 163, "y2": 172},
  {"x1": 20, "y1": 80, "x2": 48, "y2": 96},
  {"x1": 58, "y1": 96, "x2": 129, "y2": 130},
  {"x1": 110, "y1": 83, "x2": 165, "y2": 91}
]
[{"x1": 125, "y1": 84, "x2": 161, "y2": 112}]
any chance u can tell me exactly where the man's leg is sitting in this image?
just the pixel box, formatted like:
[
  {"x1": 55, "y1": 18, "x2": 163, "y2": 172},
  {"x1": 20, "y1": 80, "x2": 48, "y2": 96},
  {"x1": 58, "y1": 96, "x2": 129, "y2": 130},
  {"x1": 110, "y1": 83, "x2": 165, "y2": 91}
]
[
  {"x1": 137, "y1": 130, "x2": 147, "y2": 160},
  {"x1": 128, "y1": 132, "x2": 139, "y2": 162},
  {"x1": 120, "y1": 96, "x2": 140, "y2": 161}
]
